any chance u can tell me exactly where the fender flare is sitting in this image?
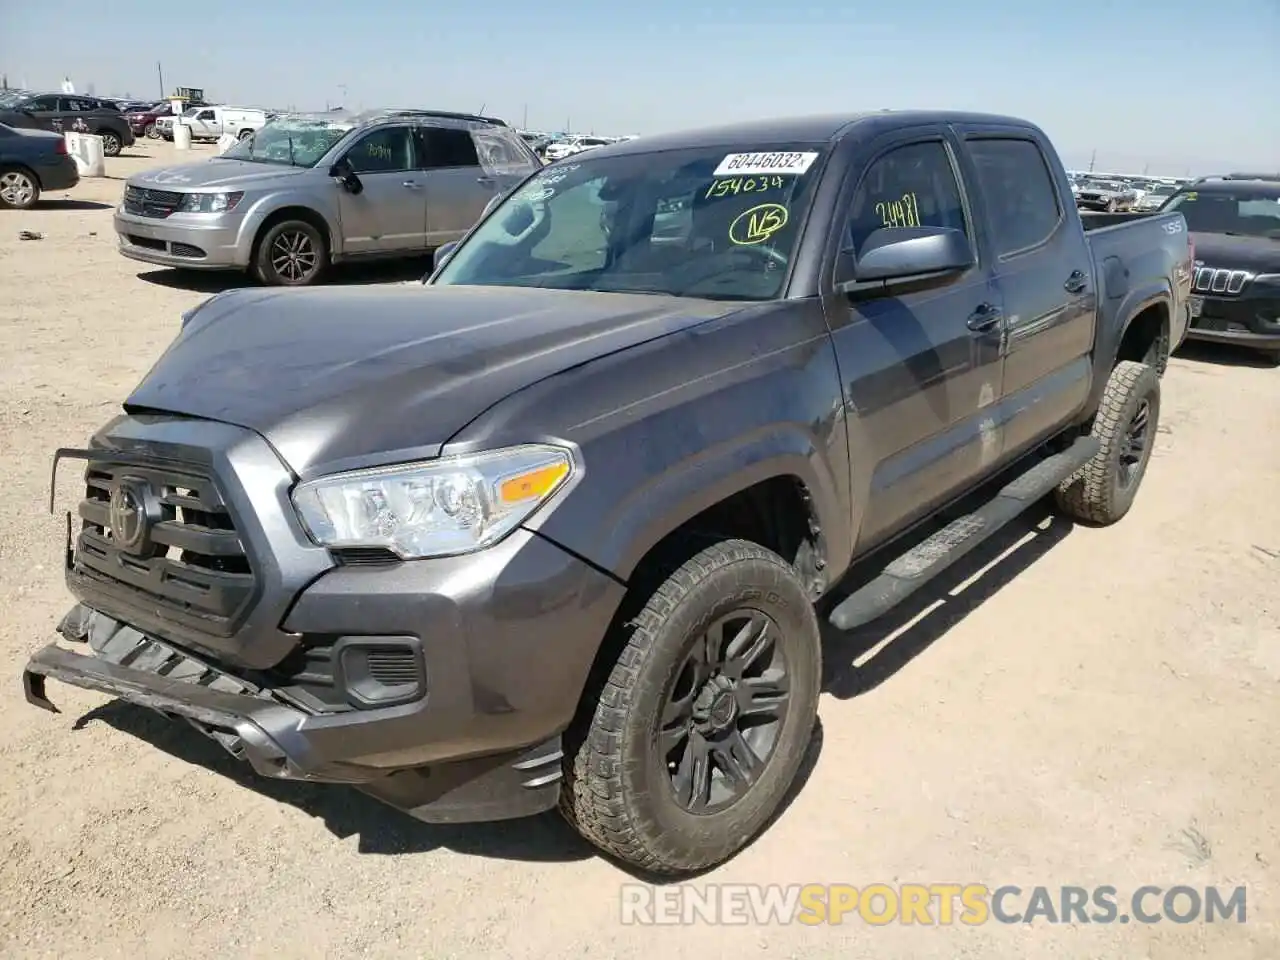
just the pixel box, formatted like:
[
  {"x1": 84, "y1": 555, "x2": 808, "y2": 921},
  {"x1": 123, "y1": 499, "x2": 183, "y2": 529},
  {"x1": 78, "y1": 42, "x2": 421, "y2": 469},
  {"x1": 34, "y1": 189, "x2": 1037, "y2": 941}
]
[
  {"x1": 1087, "y1": 281, "x2": 1173, "y2": 413},
  {"x1": 569, "y1": 425, "x2": 849, "y2": 588}
]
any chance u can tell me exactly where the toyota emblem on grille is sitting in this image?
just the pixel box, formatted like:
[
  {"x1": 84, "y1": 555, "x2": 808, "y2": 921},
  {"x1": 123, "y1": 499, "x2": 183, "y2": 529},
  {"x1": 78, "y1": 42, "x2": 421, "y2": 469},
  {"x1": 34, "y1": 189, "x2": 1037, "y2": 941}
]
[{"x1": 109, "y1": 478, "x2": 152, "y2": 553}]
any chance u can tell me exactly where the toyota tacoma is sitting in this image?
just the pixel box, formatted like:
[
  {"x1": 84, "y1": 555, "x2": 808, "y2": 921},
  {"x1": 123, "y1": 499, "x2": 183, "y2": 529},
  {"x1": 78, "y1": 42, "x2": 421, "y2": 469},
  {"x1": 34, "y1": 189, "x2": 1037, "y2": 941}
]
[{"x1": 24, "y1": 110, "x2": 1193, "y2": 876}]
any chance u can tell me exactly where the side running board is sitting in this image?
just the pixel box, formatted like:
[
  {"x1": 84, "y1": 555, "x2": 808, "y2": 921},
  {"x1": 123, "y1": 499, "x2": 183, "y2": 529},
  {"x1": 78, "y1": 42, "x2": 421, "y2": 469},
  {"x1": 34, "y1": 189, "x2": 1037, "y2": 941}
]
[{"x1": 828, "y1": 435, "x2": 1100, "y2": 631}]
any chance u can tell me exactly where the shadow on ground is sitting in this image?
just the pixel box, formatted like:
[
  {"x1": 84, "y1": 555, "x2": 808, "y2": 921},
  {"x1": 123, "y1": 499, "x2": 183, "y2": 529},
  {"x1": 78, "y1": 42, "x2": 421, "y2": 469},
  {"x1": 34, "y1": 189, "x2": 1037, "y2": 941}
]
[
  {"x1": 73, "y1": 698, "x2": 594, "y2": 863},
  {"x1": 820, "y1": 501, "x2": 1074, "y2": 699},
  {"x1": 1174, "y1": 341, "x2": 1279, "y2": 369},
  {"x1": 73, "y1": 696, "x2": 825, "y2": 877},
  {"x1": 137, "y1": 257, "x2": 433, "y2": 294},
  {"x1": 34, "y1": 199, "x2": 115, "y2": 211}
]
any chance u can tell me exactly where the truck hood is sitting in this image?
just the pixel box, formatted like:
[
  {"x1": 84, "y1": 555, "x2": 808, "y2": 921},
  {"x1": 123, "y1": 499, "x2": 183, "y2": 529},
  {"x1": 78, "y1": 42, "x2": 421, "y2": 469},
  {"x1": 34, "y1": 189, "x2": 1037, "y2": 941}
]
[
  {"x1": 129, "y1": 159, "x2": 307, "y2": 190},
  {"x1": 126, "y1": 285, "x2": 743, "y2": 478},
  {"x1": 1190, "y1": 232, "x2": 1280, "y2": 273}
]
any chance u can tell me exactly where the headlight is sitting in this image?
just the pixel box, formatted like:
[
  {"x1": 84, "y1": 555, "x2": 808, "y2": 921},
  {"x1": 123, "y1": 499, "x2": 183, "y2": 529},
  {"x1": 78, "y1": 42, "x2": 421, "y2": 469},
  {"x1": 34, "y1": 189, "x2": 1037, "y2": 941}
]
[
  {"x1": 178, "y1": 191, "x2": 243, "y2": 213},
  {"x1": 291, "y1": 444, "x2": 575, "y2": 559}
]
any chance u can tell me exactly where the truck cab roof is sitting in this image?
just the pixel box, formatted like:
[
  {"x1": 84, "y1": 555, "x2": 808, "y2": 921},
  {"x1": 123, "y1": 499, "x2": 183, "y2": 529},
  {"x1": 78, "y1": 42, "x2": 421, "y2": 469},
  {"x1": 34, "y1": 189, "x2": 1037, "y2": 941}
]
[{"x1": 593, "y1": 110, "x2": 1048, "y2": 157}]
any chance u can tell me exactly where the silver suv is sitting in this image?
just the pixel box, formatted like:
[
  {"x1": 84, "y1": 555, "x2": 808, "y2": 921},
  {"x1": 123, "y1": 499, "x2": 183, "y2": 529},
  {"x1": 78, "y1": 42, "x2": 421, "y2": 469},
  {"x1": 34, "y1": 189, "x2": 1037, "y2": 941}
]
[{"x1": 114, "y1": 109, "x2": 541, "y2": 285}]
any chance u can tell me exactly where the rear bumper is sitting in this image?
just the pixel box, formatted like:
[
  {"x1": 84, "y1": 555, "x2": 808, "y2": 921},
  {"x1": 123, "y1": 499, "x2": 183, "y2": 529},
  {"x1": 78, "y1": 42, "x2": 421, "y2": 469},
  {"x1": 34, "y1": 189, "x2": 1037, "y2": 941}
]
[
  {"x1": 35, "y1": 157, "x2": 80, "y2": 192},
  {"x1": 23, "y1": 607, "x2": 568, "y2": 823}
]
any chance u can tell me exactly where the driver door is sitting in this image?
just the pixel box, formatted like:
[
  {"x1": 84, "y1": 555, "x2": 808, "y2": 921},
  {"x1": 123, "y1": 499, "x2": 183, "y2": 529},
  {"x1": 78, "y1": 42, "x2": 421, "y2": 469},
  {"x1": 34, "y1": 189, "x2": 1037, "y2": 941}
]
[
  {"x1": 822, "y1": 129, "x2": 1005, "y2": 548},
  {"x1": 190, "y1": 108, "x2": 218, "y2": 139},
  {"x1": 334, "y1": 124, "x2": 428, "y2": 257}
]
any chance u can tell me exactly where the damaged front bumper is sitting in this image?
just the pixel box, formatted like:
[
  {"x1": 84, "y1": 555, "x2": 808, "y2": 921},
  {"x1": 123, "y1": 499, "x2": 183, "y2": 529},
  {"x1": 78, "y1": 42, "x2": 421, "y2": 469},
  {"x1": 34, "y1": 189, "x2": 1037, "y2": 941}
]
[{"x1": 23, "y1": 606, "x2": 566, "y2": 824}]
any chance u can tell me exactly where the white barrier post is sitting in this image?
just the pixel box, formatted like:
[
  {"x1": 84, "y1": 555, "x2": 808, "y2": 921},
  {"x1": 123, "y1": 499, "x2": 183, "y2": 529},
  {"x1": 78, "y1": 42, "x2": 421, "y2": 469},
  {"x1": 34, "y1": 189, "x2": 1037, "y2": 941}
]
[
  {"x1": 174, "y1": 122, "x2": 192, "y2": 150},
  {"x1": 63, "y1": 132, "x2": 106, "y2": 177},
  {"x1": 216, "y1": 132, "x2": 239, "y2": 155}
]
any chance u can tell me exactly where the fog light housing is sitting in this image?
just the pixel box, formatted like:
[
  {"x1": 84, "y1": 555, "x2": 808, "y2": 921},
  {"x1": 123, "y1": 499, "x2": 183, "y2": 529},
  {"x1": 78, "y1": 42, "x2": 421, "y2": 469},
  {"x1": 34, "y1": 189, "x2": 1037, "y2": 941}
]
[{"x1": 334, "y1": 636, "x2": 426, "y2": 708}]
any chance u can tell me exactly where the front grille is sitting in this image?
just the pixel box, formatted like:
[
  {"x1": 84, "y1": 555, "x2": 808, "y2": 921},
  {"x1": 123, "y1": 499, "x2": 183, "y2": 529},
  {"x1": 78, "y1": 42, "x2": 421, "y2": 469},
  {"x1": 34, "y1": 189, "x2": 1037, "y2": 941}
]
[
  {"x1": 75, "y1": 461, "x2": 255, "y2": 636},
  {"x1": 1193, "y1": 266, "x2": 1252, "y2": 296},
  {"x1": 123, "y1": 185, "x2": 184, "y2": 218},
  {"x1": 170, "y1": 241, "x2": 206, "y2": 258}
]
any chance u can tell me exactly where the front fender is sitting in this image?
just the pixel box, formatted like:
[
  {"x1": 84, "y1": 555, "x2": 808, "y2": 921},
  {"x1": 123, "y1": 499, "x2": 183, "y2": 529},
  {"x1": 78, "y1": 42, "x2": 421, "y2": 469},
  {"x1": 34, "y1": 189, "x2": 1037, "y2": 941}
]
[
  {"x1": 447, "y1": 303, "x2": 854, "y2": 589},
  {"x1": 577, "y1": 425, "x2": 846, "y2": 585}
]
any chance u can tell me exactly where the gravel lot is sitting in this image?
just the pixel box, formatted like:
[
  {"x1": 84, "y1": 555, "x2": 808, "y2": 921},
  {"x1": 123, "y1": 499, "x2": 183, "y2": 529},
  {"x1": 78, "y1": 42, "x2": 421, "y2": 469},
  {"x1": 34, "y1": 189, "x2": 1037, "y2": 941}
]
[{"x1": 1, "y1": 141, "x2": 1277, "y2": 959}]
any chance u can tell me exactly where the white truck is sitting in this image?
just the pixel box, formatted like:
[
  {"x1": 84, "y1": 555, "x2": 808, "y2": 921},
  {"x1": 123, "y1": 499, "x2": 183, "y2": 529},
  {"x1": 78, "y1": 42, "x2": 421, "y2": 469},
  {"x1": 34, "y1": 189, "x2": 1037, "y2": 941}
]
[{"x1": 175, "y1": 105, "x2": 269, "y2": 141}]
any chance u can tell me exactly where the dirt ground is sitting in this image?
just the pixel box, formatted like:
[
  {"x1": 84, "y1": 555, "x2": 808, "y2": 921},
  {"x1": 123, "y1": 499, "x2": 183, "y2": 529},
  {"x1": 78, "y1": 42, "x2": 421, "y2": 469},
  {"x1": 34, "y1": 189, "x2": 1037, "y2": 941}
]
[{"x1": 0, "y1": 141, "x2": 1277, "y2": 959}]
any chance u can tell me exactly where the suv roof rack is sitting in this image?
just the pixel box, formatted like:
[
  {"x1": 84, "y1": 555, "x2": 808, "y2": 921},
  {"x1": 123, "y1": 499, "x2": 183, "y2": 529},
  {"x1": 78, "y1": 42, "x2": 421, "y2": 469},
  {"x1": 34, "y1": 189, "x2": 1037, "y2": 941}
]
[{"x1": 380, "y1": 108, "x2": 507, "y2": 127}]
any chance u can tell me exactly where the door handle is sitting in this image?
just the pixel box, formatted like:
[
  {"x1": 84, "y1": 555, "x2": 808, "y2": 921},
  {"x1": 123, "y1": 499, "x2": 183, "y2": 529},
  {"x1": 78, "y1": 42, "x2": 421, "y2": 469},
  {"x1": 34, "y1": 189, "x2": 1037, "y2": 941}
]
[
  {"x1": 476, "y1": 176, "x2": 495, "y2": 185},
  {"x1": 1064, "y1": 270, "x2": 1088, "y2": 294},
  {"x1": 402, "y1": 180, "x2": 420, "y2": 189},
  {"x1": 966, "y1": 303, "x2": 1003, "y2": 333}
]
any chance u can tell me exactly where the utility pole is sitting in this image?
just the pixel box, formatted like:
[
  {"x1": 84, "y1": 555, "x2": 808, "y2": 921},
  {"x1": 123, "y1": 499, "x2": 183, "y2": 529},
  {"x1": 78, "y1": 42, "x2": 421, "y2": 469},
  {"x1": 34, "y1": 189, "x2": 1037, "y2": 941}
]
[
  {"x1": 157, "y1": 61, "x2": 164, "y2": 98},
  {"x1": 522, "y1": 103, "x2": 527, "y2": 129},
  {"x1": 1088, "y1": 149, "x2": 1096, "y2": 173}
]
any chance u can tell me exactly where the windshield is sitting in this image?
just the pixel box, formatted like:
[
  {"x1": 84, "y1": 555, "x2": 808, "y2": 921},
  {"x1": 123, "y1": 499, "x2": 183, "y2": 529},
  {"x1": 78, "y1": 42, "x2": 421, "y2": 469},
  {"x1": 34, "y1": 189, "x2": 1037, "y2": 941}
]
[
  {"x1": 1163, "y1": 190, "x2": 1280, "y2": 239},
  {"x1": 433, "y1": 143, "x2": 828, "y2": 300},
  {"x1": 221, "y1": 116, "x2": 355, "y2": 167},
  {"x1": 182, "y1": 106, "x2": 201, "y2": 118}
]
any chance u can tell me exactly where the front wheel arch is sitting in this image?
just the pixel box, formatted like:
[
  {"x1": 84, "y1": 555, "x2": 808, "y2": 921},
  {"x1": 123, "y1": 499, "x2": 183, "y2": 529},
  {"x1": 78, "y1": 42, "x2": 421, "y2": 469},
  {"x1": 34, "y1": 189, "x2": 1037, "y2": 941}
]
[{"x1": 250, "y1": 210, "x2": 332, "y2": 285}]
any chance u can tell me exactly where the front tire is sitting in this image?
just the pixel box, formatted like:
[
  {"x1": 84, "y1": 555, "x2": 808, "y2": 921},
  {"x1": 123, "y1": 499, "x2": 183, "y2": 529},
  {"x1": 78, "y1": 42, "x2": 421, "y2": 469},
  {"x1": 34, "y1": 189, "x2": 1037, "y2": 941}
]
[
  {"x1": 252, "y1": 219, "x2": 328, "y2": 286},
  {"x1": 560, "y1": 539, "x2": 821, "y2": 875},
  {"x1": 1054, "y1": 360, "x2": 1160, "y2": 525},
  {"x1": 145, "y1": 122, "x2": 159, "y2": 139},
  {"x1": 98, "y1": 131, "x2": 122, "y2": 156},
  {"x1": 0, "y1": 167, "x2": 40, "y2": 209}
]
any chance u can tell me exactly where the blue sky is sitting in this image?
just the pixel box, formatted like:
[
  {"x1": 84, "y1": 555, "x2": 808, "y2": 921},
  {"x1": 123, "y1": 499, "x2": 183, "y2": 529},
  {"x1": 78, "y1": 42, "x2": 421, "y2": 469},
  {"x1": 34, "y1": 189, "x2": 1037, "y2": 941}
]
[{"x1": 2, "y1": 0, "x2": 1276, "y2": 174}]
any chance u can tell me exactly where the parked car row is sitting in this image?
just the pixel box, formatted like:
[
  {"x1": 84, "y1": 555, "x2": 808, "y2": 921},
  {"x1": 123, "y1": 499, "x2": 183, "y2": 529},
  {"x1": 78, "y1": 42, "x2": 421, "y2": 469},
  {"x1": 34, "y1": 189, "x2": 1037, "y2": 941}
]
[
  {"x1": 1067, "y1": 171, "x2": 1194, "y2": 213},
  {"x1": 519, "y1": 130, "x2": 636, "y2": 161},
  {"x1": 0, "y1": 91, "x2": 135, "y2": 156}
]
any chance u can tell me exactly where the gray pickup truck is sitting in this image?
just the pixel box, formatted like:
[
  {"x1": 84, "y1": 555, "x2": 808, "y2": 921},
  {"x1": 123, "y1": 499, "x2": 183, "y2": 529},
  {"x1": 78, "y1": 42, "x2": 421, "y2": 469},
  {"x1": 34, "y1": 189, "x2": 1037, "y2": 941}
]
[{"x1": 25, "y1": 110, "x2": 1192, "y2": 876}]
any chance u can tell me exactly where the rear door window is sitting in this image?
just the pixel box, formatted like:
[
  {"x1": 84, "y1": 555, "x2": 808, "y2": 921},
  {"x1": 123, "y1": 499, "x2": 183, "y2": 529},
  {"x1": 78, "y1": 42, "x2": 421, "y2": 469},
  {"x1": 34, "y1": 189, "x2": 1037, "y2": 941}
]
[
  {"x1": 420, "y1": 127, "x2": 480, "y2": 169},
  {"x1": 967, "y1": 138, "x2": 1063, "y2": 256}
]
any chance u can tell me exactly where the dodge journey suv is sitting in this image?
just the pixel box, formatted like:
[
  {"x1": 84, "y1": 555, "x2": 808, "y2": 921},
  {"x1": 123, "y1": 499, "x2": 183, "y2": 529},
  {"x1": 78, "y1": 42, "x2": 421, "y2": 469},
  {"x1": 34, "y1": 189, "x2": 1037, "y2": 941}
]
[{"x1": 114, "y1": 108, "x2": 541, "y2": 285}]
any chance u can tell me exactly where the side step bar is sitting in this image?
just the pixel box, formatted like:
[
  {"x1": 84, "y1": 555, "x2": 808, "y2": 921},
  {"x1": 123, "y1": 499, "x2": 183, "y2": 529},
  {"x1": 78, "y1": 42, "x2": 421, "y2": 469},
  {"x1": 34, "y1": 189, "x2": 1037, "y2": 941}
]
[{"x1": 828, "y1": 435, "x2": 1100, "y2": 631}]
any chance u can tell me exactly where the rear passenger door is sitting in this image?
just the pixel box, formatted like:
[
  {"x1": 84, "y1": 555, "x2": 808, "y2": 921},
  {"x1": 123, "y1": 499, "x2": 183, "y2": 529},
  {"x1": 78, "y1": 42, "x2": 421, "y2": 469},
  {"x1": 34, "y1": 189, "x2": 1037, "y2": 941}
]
[
  {"x1": 824, "y1": 128, "x2": 1005, "y2": 548},
  {"x1": 418, "y1": 125, "x2": 493, "y2": 246},
  {"x1": 955, "y1": 130, "x2": 1095, "y2": 461}
]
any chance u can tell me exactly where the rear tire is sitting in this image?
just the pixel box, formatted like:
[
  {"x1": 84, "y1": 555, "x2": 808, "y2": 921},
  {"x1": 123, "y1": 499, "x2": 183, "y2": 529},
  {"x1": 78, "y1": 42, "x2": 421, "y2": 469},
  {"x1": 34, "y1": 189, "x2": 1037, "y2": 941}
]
[
  {"x1": 0, "y1": 166, "x2": 40, "y2": 209},
  {"x1": 1054, "y1": 360, "x2": 1160, "y2": 525},
  {"x1": 98, "y1": 130, "x2": 122, "y2": 156},
  {"x1": 560, "y1": 539, "x2": 821, "y2": 876},
  {"x1": 252, "y1": 218, "x2": 329, "y2": 286},
  {"x1": 237, "y1": 128, "x2": 254, "y2": 140}
]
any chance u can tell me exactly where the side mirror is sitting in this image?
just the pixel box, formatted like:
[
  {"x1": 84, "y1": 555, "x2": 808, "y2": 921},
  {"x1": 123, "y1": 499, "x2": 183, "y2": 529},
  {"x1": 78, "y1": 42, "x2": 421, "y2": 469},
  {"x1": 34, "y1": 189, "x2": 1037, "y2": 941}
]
[
  {"x1": 838, "y1": 226, "x2": 972, "y2": 287},
  {"x1": 433, "y1": 241, "x2": 459, "y2": 272},
  {"x1": 328, "y1": 158, "x2": 362, "y2": 195}
]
